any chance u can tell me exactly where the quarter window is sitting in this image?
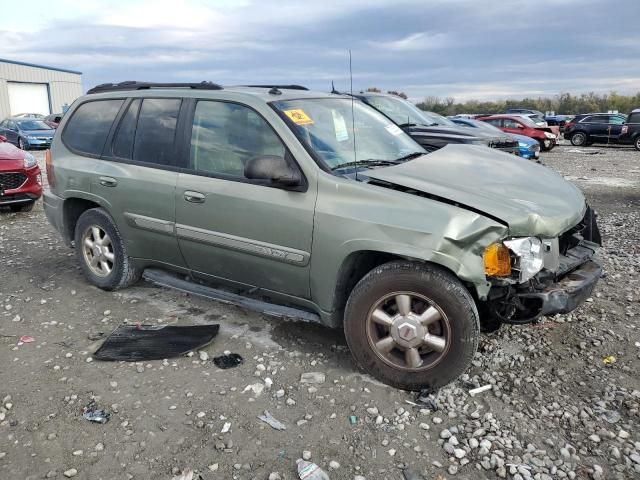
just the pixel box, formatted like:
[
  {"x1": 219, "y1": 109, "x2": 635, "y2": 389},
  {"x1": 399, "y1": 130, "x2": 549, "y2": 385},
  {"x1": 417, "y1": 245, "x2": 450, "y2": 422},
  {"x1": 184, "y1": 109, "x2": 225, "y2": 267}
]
[
  {"x1": 63, "y1": 100, "x2": 124, "y2": 156},
  {"x1": 189, "y1": 101, "x2": 285, "y2": 178}
]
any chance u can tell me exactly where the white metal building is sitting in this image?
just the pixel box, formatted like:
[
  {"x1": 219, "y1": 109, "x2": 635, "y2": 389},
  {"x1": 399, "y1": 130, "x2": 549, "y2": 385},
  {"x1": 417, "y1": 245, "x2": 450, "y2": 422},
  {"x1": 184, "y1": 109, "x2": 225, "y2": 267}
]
[{"x1": 0, "y1": 58, "x2": 82, "y2": 119}]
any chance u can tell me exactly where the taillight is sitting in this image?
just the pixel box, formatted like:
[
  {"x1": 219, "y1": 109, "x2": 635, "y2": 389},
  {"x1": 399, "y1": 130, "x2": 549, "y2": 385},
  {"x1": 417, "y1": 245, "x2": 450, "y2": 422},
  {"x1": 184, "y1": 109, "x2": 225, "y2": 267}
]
[
  {"x1": 621, "y1": 125, "x2": 628, "y2": 135},
  {"x1": 45, "y1": 149, "x2": 54, "y2": 188}
]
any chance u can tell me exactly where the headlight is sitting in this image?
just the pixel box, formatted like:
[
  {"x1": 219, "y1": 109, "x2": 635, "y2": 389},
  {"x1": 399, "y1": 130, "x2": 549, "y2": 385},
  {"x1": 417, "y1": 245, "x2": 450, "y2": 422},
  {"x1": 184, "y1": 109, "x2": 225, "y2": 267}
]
[
  {"x1": 23, "y1": 152, "x2": 37, "y2": 169},
  {"x1": 544, "y1": 132, "x2": 555, "y2": 139},
  {"x1": 504, "y1": 237, "x2": 543, "y2": 282}
]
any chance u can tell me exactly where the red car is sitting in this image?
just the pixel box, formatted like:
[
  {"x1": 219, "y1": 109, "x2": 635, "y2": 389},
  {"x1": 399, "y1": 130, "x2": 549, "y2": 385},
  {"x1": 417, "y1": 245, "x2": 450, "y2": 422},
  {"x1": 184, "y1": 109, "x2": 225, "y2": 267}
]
[
  {"x1": 0, "y1": 135, "x2": 42, "y2": 212},
  {"x1": 478, "y1": 115, "x2": 560, "y2": 151}
]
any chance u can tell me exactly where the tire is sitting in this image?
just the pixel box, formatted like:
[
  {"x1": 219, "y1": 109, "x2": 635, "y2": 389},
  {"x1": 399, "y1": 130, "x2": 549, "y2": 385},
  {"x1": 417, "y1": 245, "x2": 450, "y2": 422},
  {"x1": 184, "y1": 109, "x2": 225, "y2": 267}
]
[
  {"x1": 10, "y1": 201, "x2": 35, "y2": 212},
  {"x1": 570, "y1": 131, "x2": 587, "y2": 146},
  {"x1": 344, "y1": 261, "x2": 480, "y2": 391},
  {"x1": 74, "y1": 208, "x2": 141, "y2": 291},
  {"x1": 18, "y1": 137, "x2": 28, "y2": 150},
  {"x1": 634, "y1": 136, "x2": 640, "y2": 152}
]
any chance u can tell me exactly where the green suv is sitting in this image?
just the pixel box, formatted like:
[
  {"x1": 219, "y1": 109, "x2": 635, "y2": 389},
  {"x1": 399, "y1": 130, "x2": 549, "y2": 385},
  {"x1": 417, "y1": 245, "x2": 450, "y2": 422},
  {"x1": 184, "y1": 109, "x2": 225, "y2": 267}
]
[{"x1": 44, "y1": 82, "x2": 601, "y2": 390}]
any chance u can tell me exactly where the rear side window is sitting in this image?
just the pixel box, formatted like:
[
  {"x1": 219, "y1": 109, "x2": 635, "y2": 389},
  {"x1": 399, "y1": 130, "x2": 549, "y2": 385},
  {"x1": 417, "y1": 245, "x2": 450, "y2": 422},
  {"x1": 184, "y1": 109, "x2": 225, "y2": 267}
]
[
  {"x1": 112, "y1": 99, "x2": 141, "y2": 159},
  {"x1": 132, "y1": 98, "x2": 181, "y2": 165},
  {"x1": 63, "y1": 100, "x2": 124, "y2": 156}
]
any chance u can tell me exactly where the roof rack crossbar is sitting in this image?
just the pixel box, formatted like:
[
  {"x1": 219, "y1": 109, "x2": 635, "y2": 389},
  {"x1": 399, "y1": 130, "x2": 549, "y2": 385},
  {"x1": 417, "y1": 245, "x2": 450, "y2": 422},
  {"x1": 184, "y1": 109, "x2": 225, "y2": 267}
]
[
  {"x1": 87, "y1": 81, "x2": 223, "y2": 94},
  {"x1": 243, "y1": 84, "x2": 309, "y2": 91}
]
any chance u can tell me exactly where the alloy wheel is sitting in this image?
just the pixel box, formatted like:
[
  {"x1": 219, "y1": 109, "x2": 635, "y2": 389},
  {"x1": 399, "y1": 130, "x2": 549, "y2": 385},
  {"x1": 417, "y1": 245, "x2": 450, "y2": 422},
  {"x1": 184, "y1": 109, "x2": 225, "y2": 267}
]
[
  {"x1": 572, "y1": 132, "x2": 586, "y2": 146},
  {"x1": 366, "y1": 292, "x2": 451, "y2": 371},
  {"x1": 81, "y1": 225, "x2": 115, "y2": 277}
]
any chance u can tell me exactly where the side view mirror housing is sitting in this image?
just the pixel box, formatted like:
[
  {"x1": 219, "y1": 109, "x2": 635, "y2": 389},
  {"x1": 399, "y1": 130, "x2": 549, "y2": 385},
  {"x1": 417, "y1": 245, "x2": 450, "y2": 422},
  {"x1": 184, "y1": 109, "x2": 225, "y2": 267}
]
[
  {"x1": 244, "y1": 155, "x2": 303, "y2": 189},
  {"x1": 0, "y1": 135, "x2": 6, "y2": 142}
]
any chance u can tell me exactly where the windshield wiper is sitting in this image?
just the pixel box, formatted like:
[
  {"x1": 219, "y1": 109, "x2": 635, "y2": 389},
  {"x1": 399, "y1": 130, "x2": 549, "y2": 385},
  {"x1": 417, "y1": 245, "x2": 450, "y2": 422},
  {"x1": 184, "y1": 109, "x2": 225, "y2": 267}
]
[
  {"x1": 331, "y1": 159, "x2": 399, "y2": 171},
  {"x1": 395, "y1": 152, "x2": 424, "y2": 162},
  {"x1": 398, "y1": 122, "x2": 439, "y2": 128}
]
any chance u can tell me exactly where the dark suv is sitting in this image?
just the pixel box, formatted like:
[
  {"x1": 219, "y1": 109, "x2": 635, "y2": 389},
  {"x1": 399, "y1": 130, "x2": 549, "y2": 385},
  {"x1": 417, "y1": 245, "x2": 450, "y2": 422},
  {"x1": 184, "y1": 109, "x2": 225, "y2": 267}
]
[
  {"x1": 620, "y1": 109, "x2": 640, "y2": 151},
  {"x1": 563, "y1": 113, "x2": 629, "y2": 147}
]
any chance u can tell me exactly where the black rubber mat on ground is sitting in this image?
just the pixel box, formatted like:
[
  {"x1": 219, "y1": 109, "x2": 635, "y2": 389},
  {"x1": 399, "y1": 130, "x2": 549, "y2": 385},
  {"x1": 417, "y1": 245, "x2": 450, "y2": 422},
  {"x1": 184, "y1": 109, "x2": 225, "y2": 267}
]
[{"x1": 94, "y1": 324, "x2": 220, "y2": 361}]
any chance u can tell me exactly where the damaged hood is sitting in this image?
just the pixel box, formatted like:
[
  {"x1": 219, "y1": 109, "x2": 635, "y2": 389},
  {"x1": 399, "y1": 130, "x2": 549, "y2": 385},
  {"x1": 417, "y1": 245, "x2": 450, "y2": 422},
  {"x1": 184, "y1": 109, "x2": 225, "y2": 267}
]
[{"x1": 366, "y1": 144, "x2": 586, "y2": 237}]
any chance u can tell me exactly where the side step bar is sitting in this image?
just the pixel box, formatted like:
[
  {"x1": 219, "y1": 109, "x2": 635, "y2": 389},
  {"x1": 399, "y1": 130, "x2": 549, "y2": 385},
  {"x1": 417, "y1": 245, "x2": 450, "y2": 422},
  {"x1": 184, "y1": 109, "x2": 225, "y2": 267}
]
[{"x1": 142, "y1": 269, "x2": 321, "y2": 323}]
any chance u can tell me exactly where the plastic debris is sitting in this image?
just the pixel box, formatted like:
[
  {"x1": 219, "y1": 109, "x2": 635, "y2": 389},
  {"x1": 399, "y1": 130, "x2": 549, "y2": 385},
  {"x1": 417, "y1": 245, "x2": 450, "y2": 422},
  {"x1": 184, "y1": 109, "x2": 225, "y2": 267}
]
[
  {"x1": 171, "y1": 469, "x2": 194, "y2": 480},
  {"x1": 221, "y1": 422, "x2": 231, "y2": 433},
  {"x1": 213, "y1": 353, "x2": 244, "y2": 369},
  {"x1": 602, "y1": 355, "x2": 616, "y2": 365},
  {"x1": 258, "y1": 410, "x2": 286, "y2": 431},
  {"x1": 297, "y1": 459, "x2": 330, "y2": 480},
  {"x1": 94, "y1": 324, "x2": 219, "y2": 361},
  {"x1": 300, "y1": 372, "x2": 326, "y2": 384},
  {"x1": 415, "y1": 389, "x2": 438, "y2": 411},
  {"x1": 349, "y1": 415, "x2": 357, "y2": 425},
  {"x1": 469, "y1": 384, "x2": 492, "y2": 396},
  {"x1": 19, "y1": 335, "x2": 35, "y2": 344},
  {"x1": 82, "y1": 400, "x2": 110, "y2": 424}
]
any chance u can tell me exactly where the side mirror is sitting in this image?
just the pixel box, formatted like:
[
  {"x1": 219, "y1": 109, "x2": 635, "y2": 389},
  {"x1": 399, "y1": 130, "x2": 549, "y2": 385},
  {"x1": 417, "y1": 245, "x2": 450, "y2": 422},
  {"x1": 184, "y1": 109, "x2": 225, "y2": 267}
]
[
  {"x1": 517, "y1": 124, "x2": 525, "y2": 129},
  {"x1": 0, "y1": 135, "x2": 6, "y2": 142},
  {"x1": 244, "y1": 155, "x2": 302, "y2": 188}
]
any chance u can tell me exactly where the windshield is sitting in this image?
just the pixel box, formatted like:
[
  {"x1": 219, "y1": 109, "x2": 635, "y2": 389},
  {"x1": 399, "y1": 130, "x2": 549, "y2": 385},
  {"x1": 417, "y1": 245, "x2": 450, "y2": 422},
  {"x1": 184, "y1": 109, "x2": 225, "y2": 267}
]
[
  {"x1": 17, "y1": 120, "x2": 53, "y2": 131},
  {"x1": 273, "y1": 98, "x2": 424, "y2": 171},
  {"x1": 361, "y1": 95, "x2": 456, "y2": 127}
]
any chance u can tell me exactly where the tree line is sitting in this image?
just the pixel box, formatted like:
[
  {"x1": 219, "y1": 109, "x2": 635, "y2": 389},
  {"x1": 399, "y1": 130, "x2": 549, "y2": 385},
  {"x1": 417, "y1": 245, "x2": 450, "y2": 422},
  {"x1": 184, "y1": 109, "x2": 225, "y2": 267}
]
[
  {"x1": 365, "y1": 88, "x2": 640, "y2": 116},
  {"x1": 415, "y1": 92, "x2": 640, "y2": 116}
]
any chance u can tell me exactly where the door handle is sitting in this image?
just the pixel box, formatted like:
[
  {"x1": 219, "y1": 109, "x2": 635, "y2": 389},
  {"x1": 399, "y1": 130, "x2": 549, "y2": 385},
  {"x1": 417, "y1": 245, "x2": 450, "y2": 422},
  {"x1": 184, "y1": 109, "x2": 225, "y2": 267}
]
[
  {"x1": 184, "y1": 191, "x2": 205, "y2": 203},
  {"x1": 99, "y1": 176, "x2": 117, "y2": 187}
]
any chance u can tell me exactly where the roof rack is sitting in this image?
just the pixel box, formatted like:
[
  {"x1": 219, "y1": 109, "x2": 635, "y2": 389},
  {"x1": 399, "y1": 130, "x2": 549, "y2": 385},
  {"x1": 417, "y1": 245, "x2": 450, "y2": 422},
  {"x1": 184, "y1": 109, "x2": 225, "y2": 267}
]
[
  {"x1": 87, "y1": 81, "x2": 223, "y2": 94},
  {"x1": 243, "y1": 84, "x2": 309, "y2": 91}
]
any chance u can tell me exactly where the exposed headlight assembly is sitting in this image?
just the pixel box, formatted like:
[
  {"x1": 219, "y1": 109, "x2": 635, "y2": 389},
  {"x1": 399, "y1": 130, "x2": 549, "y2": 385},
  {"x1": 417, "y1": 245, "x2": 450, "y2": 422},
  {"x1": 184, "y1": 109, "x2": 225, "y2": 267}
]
[
  {"x1": 504, "y1": 237, "x2": 544, "y2": 282},
  {"x1": 23, "y1": 152, "x2": 37, "y2": 169}
]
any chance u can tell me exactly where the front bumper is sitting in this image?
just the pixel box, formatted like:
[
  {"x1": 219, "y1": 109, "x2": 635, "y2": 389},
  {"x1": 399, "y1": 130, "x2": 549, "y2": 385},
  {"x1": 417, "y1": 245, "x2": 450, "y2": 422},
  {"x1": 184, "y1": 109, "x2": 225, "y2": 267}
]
[
  {"x1": 0, "y1": 168, "x2": 42, "y2": 205},
  {"x1": 519, "y1": 260, "x2": 602, "y2": 316},
  {"x1": 26, "y1": 138, "x2": 53, "y2": 149}
]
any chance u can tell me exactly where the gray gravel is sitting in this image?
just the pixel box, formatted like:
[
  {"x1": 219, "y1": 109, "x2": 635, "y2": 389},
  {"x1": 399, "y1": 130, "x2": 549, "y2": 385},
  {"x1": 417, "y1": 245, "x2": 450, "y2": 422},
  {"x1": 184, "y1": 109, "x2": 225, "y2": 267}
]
[{"x1": 0, "y1": 145, "x2": 639, "y2": 479}]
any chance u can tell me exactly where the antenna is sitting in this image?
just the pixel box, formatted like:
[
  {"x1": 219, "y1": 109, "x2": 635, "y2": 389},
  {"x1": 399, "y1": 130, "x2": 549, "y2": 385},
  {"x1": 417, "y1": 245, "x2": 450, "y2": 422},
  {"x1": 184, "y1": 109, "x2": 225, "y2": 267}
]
[{"x1": 349, "y1": 50, "x2": 358, "y2": 182}]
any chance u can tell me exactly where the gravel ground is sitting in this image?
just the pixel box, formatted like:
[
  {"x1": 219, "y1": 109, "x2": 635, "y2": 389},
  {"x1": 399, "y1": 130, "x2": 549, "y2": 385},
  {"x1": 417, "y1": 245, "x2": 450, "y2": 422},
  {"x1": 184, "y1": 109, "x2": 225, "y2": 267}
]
[{"x1": 1, "y1": 145, "x2": 639, "y2": 480}]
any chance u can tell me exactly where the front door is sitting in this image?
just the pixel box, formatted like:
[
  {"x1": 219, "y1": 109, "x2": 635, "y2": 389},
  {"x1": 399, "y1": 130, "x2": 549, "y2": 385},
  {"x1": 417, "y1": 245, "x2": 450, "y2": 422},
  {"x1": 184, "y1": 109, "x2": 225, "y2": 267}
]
[{"x1": 175, "y1": 100, "x2": 316, "y2": 298}]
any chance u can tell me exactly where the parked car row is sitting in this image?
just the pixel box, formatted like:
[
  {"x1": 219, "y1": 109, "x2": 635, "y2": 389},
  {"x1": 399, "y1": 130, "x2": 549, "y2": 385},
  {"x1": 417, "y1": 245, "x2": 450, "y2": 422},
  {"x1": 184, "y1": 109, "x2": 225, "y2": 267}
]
[
  {"x1": 39, "y1": 81, "x2": 602, "y2": 391},
  {"x1": 564, "y1": 110, "x2": 640, "y2": 150}
]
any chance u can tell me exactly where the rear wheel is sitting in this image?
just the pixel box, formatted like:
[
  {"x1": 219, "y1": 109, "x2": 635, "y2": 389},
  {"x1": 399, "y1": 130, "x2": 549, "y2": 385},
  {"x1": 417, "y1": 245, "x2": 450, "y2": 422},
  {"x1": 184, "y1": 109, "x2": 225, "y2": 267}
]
[
  {"x1": 74, "y1": 208, "x2": 141, "y2": 291},
  {"x1": 571, "y1": 131, "x2": 588, "y2": 146},
  {"x1": 634, "y1": 136, "x2": 640, "y2": 151},
  {"x1": 344, "y1": 261, "x2": 480, "y2": 391}
]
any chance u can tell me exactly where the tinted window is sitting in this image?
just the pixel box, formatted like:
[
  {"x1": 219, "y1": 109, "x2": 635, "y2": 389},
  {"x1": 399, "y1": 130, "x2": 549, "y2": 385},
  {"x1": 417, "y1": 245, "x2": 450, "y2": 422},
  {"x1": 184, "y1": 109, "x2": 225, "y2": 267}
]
[
  {"x1": 112, "y1": 99, "x2": 141, "y2": 159},
  {"x1": 484, "y1": 119, "x2": 502, "y2": 127},
  {"x1": 591, "y1": 115, "x2": 609, "y2": 124},
  {"x1": 628, "y1": 113, "x2": 640, "y2": 124},
  {"x1": 63, "y1": 100, "x2": 124, "y2": 155},
  {"x1": 132, "y1": 98, "x2": 181, "y2": 165},
  {"x1": 608, "y1": 115, "x2": 626, "y2": 125},
  {"x1": 189, "y1": 101, "x2": 285, "y2": 178}
]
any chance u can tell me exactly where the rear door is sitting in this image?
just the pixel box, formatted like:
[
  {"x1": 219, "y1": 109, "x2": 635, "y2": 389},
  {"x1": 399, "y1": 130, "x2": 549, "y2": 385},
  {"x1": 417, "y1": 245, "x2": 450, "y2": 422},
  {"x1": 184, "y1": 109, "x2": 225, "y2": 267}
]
[
  {"x1": 66, "y1": 97, "x2": 185, "y2": 267},
  {"x1": 175, "y1": 99, "x2": 315, "y2": 298},
  {"x1": 586, "y1": 115, "x2": 610, "y2": 139}
]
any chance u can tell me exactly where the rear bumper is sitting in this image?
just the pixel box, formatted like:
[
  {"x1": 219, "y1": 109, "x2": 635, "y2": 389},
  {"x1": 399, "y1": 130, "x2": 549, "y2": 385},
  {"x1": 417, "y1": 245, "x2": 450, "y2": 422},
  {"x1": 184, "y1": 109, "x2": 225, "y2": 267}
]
[
  {"x1": 43, "y1": 189, "x2": 65, "y2": 236},
  {"x1": 519, "y1": 260, "x2": 602, "y2": 316}
]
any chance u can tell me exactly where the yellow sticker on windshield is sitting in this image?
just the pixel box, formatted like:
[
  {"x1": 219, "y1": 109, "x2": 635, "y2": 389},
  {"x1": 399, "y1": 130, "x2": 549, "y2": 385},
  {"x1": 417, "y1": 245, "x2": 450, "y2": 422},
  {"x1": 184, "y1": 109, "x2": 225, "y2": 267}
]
[{"x1": 284, "y1": 109, "x2": 314, "y2": 125}]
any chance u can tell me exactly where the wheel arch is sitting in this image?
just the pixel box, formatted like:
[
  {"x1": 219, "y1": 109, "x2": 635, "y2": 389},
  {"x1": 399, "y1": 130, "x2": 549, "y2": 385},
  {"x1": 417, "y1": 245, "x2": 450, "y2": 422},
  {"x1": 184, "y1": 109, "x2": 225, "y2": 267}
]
[
  {"x1": 62, "y1": 197, "x2": 102, "y2": 245},
  {"x1": 330, "y1": 250, "x2": 473, "y2": 324}
]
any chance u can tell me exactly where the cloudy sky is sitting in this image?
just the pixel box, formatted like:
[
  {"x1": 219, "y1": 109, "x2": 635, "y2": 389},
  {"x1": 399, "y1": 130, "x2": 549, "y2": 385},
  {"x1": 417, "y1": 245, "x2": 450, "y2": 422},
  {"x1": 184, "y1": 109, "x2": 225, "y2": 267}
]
[{"x1": 1, "y1": 0, "x2": 638, "y2": 102}]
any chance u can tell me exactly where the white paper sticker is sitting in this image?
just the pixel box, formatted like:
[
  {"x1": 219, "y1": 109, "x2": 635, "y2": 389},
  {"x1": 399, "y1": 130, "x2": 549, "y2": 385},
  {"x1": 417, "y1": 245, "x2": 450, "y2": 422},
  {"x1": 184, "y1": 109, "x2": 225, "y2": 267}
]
[
  {"x1": 332, "y1": 110, "x2": 349, "y2": 142},
  {"x1": 385, "y1": 124, "x2": 403, "y2": 136}
]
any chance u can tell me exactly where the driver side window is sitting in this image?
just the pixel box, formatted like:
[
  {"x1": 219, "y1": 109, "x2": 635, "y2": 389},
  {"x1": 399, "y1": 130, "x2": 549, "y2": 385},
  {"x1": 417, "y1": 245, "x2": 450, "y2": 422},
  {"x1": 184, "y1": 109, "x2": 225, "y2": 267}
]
[
  {"x1": 190, "y1": 101, "x2": 286, "y2": 178},
  {"x1": 503, "y1": 119, "x2": 521, "y2": 129}
]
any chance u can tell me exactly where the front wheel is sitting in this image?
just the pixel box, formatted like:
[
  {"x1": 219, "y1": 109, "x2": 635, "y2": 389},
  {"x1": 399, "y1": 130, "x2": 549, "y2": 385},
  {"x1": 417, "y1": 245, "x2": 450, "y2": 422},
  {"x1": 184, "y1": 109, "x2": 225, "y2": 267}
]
[
  {"x1": 344, "y1": 261, "x2": 480, "y2": 391},
  {"x1": 18, "y1": 138, "x2": 28, "y2": 150},
  {"x1": 74, "y1": 208, "x2": 141, "y2": 291}
]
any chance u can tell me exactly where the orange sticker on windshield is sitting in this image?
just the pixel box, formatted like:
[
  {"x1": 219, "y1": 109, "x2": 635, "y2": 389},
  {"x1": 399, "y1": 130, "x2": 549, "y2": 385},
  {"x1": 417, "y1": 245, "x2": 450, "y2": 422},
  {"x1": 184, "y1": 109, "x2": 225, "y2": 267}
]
[{"x1": 284, "y1": 109, "x2": 314, "y2": 125}]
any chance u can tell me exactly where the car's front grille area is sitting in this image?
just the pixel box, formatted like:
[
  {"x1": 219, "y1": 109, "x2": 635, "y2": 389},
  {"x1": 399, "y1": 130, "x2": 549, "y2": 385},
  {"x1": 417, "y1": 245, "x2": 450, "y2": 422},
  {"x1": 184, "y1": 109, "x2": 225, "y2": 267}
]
[
  {"x1": 559, "y1": 206, "x2": 602, "y2": 254},
  {"x1": 0, "y1": 172, "x2": 27, "y2": 190},
  {"x1": 489, "y1": 140, "x2": 519, "y2": 151}
]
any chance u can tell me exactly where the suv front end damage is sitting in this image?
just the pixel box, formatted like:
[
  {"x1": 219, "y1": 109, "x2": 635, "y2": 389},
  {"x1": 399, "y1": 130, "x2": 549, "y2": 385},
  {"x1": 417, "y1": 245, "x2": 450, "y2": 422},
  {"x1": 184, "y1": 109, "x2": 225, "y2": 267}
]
[{"x1": 484, "y1": 207, "x2": 602, "y2": 323}]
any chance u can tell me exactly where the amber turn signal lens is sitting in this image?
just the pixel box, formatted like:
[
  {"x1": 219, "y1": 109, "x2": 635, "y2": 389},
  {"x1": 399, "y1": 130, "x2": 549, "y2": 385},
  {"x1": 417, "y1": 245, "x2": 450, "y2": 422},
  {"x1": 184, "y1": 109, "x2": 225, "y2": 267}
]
[{"x1": 484, "y1": 243, "x2": 511, "y2": 277}]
